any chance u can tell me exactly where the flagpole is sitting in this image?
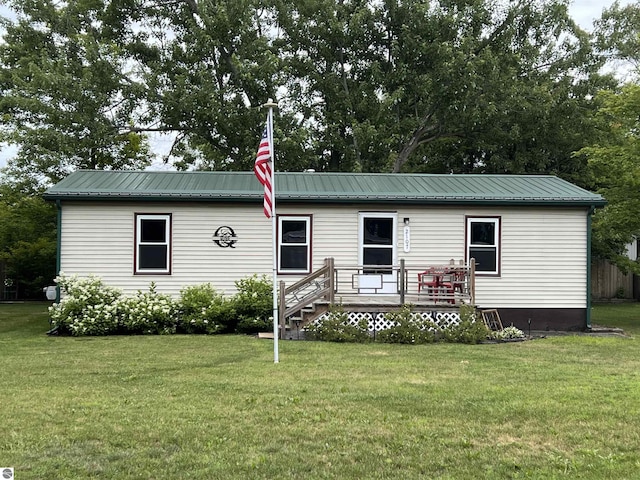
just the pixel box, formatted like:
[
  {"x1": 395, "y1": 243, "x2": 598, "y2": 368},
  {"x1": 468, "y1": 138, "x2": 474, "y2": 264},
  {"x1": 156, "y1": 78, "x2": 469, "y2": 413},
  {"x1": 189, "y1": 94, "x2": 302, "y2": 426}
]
[{"x1": 264, "y1": 99, "x2": 279, "y2": 364}]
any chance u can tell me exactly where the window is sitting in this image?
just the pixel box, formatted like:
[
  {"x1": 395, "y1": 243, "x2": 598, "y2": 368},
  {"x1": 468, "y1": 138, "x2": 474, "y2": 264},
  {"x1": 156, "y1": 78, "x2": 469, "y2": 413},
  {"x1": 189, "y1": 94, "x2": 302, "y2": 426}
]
[
  {"x1": 278, "y1": 216, "x2": 311, "y2": 273},
  {"x1": 466, "y1": 217, "x2": 500, "y2": 275},
  {"x1": 135, "y1": 214, "x2": 171, "y2": 274}
]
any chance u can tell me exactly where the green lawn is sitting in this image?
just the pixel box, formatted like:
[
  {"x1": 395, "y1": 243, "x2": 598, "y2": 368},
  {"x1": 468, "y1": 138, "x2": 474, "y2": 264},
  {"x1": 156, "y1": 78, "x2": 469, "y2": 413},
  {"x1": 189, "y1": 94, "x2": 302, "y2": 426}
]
[{"x1": 1, "y1": 302, "x2": 639, "y2": 479}]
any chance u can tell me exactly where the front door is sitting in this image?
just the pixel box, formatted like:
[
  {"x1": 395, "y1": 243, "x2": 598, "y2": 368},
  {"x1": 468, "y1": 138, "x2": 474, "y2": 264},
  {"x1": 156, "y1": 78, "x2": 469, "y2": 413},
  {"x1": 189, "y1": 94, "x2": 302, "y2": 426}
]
[{"x1": 358, "y1": 212, "x2": 397, "y2": 294}]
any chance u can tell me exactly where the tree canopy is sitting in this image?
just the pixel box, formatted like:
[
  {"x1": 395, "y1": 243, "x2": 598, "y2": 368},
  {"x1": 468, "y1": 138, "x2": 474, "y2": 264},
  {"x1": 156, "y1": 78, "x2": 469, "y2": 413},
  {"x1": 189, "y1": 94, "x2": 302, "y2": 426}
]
[
  {"x1": 581, "y1": 84, "x2": 640, "y2": 269},
  {"x1": 0, "y1": 0, "x2": 613, "y2": 187},
  {"x1": 0, "y1": 0, "x2": 152, "y2": 189},
  {"x1": 581, "y1": 1, "x2": 640, "y2": 270}
]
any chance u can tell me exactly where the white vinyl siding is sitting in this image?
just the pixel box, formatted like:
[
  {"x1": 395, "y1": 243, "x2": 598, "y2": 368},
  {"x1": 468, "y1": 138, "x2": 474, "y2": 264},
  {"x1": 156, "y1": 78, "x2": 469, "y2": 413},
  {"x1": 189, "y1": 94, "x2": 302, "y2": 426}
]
[
  {"x1": 59, "y1": 203, "x2": 588, "y2": 308},
  {"x1": 60, "y1": 202, "x2": 274, "y2": 296}
]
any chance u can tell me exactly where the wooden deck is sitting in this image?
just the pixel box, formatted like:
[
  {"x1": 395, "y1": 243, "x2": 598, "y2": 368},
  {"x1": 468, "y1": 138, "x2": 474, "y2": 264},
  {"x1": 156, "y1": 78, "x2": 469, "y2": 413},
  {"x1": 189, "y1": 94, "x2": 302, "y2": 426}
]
[{"x1": 278, "y1": 258, "x2": 477, "y2": 336}]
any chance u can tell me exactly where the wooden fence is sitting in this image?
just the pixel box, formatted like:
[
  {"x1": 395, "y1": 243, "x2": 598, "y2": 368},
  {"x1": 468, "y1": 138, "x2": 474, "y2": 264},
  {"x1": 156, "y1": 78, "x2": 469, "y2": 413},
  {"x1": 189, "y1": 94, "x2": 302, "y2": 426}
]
[{"x1": 591, "y1": 258, "x2": 635, "y2": 300}]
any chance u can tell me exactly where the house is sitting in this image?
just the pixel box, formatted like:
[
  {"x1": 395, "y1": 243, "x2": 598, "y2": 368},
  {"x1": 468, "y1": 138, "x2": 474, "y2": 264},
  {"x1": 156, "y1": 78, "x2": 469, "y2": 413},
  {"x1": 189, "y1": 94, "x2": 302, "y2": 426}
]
[{"x1": 43, "y1": 170, "x2": 606, "y2": 331}]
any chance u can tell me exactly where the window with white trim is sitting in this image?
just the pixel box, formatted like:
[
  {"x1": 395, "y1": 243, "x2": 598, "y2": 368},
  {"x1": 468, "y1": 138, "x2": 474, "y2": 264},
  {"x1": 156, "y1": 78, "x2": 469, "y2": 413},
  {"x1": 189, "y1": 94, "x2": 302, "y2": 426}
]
[
  {"x1": 278, "y1": 216, "x2": 311, "y2": 273},
  {"x1": 135, "y1": 214, "x2": 171, "y2": 274},
  {"x1": 466, "y1": 217, "x2": 500, "y2": 275}
]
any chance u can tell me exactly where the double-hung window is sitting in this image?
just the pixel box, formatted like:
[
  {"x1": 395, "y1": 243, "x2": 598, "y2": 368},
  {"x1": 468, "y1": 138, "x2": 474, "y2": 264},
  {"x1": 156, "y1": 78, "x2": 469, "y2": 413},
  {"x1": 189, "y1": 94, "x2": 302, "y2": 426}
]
[
  {"x1": 466, "y1": 216, "x2": 500, "y2": 275},
  {"x1": 278, "y1": 216, "x2": 311, "y2": 274},
  {"x1": 135, "y1": 214, "x2": 171, "y2": 274}
]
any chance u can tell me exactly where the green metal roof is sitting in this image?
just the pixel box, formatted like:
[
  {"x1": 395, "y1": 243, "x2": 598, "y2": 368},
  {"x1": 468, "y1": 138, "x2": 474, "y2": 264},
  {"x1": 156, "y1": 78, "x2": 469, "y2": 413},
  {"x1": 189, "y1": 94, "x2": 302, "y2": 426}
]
[{"x1": 43, "y1": 170, "x2": 606, "y2": 207}]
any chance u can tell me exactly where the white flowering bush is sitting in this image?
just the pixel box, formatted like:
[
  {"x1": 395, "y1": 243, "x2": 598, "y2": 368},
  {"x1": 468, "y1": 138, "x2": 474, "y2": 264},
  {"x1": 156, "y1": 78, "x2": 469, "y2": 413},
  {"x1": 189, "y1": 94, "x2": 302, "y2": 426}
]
[
  {"x1": 48, "y1": 274, "x2": 123, "y2": 335},
  {"x1": 176, "y1": 283, "x2": 229, "y2": 334},
  {"x1": 118, "y1": 283, "x2": 177, "y2": 334},
  {"x1": 489, "y1": 325, "x2": 526, "y2": 341}
]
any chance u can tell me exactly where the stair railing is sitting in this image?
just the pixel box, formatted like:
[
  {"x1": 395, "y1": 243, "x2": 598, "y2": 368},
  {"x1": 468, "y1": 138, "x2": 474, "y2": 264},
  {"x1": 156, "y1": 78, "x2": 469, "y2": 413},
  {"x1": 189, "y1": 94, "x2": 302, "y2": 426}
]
[{"x1": 278, "y1": 258, "x2": 335, "y2": 332}]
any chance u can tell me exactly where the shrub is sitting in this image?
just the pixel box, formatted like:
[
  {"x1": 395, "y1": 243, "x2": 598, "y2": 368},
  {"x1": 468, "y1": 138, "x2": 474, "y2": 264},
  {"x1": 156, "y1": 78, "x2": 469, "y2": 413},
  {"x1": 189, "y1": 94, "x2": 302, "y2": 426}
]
[
  {"x1": 48, "y1": 274, "x2": 122, "y2": 335},
  {"x1": 178, "y1": 283, "x2": 237, "y2": 334},
  {"x1": 236, "y1": 315, "x2": 273, "y2": 335},
  {"x1": 118, "y1": 283, "x2": 177, "y2": 334},
  {"x1": 376, "y1": 306, "x2": 437, "y2": 344},
  {"x1": 442, "y1": 304, "x2": 489, "y2": 344},
  {"x1": 304, "y1": 306, "x2": 370, "y2": 343},
  {"x1": 176, "y1": 283, "x2": 229, "y2": 334},
  {"x1": 231, "y1": 275, "x2": 272, "y2": 333}
]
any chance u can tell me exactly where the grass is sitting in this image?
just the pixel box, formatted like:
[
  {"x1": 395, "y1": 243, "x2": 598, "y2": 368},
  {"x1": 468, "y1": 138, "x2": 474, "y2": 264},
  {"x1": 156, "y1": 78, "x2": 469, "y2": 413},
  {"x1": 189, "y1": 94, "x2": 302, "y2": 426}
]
[{"x1": 1, "y1": 302, "x2": 639, "y2": 479}]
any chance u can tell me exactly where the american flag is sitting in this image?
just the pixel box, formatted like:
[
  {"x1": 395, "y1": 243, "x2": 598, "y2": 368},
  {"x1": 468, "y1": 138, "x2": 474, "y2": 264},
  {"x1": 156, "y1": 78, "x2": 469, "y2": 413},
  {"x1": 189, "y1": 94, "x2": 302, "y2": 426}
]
[{"x1": 254, "y1": 122, "x2": 273, "y2": 218}]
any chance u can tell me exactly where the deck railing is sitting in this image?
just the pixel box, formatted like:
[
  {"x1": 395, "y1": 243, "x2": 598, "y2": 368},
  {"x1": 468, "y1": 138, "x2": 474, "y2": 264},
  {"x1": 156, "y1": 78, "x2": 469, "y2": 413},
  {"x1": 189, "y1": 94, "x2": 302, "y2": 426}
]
[
  {"x1": 278, "y1": 258, "x2": 476, "y2": 334},
  {"x1": 331, "y1": 259, "x2": 475, "y2": 303}
]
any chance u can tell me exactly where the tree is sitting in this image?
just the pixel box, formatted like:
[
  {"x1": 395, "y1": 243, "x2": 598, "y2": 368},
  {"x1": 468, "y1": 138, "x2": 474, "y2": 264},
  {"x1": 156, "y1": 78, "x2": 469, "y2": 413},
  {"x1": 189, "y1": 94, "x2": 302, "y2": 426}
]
[
  {"x1": 594, "y1": 0, "x2": 640, "y2": 73},
  {"x1": 580, "y1": 83, "x2": 640, "y2": 270},
  {"x1": 2, "y1": 0, "x2": 611, "y2": 182},
  {"x1": 0, "y1": 0, "x2": 151, "y2": 189},
  {"x1": 275, "y1": 0, "x2": 392, "y2": 172},
  {"x1": 579, "y1": 1, "x2": 640, "y2": 269},
  {"x1": 0, "y1": 182, "x2": 57, "y2": 298},
  {"x1": 275, "y1": 0, "x2": 610, "y2": 178}
]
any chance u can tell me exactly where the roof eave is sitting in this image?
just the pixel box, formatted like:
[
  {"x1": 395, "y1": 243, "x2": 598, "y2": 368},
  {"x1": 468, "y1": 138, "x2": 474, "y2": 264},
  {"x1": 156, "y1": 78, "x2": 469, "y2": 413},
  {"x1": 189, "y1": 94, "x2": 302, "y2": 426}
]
[{"x1": 42, "y1": 192, "x2": 606, "y2": 208}]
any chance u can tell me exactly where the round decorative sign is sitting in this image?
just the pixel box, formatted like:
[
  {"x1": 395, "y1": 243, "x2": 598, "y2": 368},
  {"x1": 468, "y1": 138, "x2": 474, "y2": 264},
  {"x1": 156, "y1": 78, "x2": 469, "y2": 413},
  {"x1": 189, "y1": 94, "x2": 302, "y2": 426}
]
[{"x1": 213, "y1": 226, "x2": 237, "y2": 248}]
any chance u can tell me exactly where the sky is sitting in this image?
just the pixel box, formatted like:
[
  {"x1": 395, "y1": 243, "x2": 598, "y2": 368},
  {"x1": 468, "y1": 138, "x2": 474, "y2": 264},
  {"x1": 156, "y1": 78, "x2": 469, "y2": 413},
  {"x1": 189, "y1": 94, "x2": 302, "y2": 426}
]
[{"x1": 0, "y1": 0, "x2": 632, "y2": 171}]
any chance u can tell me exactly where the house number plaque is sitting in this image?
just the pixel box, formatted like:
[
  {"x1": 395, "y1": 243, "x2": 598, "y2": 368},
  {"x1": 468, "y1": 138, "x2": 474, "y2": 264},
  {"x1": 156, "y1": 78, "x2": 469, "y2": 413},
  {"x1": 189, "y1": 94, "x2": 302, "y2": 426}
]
[
  {"x1": 403, "y1": 225, "x2": 411, "y2": 253},
  {"x1": 213, "y1": 226, "x2": 237, "y2": 248}
]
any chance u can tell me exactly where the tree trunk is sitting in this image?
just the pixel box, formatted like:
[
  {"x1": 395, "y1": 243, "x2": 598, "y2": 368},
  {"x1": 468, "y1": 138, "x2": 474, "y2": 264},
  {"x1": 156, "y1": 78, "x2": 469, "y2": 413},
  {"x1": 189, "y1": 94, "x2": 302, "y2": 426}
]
[{"x1": 392, "y1": 121, "x2": 442, "y2": 173}]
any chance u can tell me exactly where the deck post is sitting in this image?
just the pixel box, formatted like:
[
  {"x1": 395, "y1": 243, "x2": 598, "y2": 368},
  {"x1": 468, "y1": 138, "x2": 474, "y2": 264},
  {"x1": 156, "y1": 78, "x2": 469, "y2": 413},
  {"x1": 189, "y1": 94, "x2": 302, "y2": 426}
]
[
  {"x1": 470, "y1": 258, "x2": 476, "y2": 305},
  {"x1": 399, "y1": 258, "x2": 405, "y2": 304},
  {"x1": 326, "y1": 257, "x2": 335, "y2": 304},
  {"x1": 278, "y1": 280, "x2": 286, "y2": 337}
]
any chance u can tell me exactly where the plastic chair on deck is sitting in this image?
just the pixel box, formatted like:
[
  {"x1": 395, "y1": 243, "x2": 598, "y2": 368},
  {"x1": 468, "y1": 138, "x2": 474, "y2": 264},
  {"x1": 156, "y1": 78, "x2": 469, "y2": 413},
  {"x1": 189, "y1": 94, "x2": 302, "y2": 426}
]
[
  {"x1": 452, "y1": 268, "x2": 466, "y2": 294},
  {"x1": 417, "y1": 268, "x2": 439, "y2": 294},
  {"x1": 436, "y1": 269, "x2": 457, "y2": 304}
]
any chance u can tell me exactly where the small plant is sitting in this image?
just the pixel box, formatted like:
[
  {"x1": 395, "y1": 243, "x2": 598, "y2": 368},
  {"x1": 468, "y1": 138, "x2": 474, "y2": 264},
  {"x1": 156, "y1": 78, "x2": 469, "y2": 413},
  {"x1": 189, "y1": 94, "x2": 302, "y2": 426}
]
[
  {"x1": 376, "y1": 306, "x2": 437, "y2": 344},
  {"x1": 489, "y1": 325, "x2": 526, "y2": 341},
  {"x1": 304, "y1": 305, "x2": 370, "y2": 343}
]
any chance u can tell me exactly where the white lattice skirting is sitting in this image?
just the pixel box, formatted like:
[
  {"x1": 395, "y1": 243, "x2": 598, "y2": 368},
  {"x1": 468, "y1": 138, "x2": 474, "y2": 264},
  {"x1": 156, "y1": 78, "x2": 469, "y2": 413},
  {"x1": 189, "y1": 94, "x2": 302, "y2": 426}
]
[{"x1": 308, "y1": 310, "x2": 463, "y2": 332}]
